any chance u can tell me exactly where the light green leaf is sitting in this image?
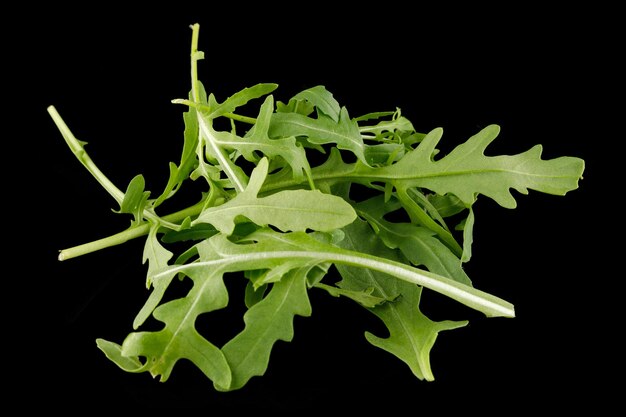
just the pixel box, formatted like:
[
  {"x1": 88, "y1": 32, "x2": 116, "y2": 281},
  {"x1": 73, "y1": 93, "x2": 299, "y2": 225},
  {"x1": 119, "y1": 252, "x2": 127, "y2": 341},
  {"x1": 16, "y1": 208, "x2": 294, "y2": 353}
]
[
  {"x1": 134, "y1": 223, "x2": 175, "y2": 329},
  {"x1": 116, "y1": 264, "x2": 232, "y2": 386},
  {"x1": 216, "y1": 267, "x2": 312, "y2": 391},
  {"x1": 364, "y1": 143, "x2": 406, "y2": 166},
  {"x1": 161, "y1": 223, "x2": 218, "y2": 243},
  {"x1": 353, "y1": 111, "x2": 396, "y2": 122},
  {"x1": 386, "y1": 125, "x2": 585, "y2": 208},
  {"x1": 96, "y1": 339, "x2": 144, "y2": 372},
  {"x1": 426, "y1": 193, "x2": 467, "y2": 218},
  {"x1": 142, "y1": 223, "x2": 173, "y2": 287},
  {"x1": 269, "y1": 107, "x2": 367, "y2": 165},
  {"x1": 406, "y1": 188, "x2": 454, "y2": 231},
  {"x1": 204, "y1": 83, "x2": 278, "y2": 120},
  {"x1": 118, "y1": 174, "x2": 150, "y2": 222},
  {"x1": 359, "y1": 114, "x2": 416, "y2": 137},
  {"x1": 154, "y1": 88, "x2": 202, "y2": 207},
  {"x1": 334, "y1": 219, "x2": 467, "y2": 381},
  {"x1": 461, "y1": 206, "x2": 475, "y2": 263},
  {"x1": 276, "y1": 97, "x2": 315, "y2": 116},
  {"x1": 192, "y1": 157, "x2": 357, "y2": 234},
  {"x1": 292, "y1": 85, "x2": 341, "y2": 121},
  {"x1": 364, "y1": 282, "x2": 467, "y2": 381},
  {"x1": 244, "y1": 280, "x2": 267, "y2": 308}
]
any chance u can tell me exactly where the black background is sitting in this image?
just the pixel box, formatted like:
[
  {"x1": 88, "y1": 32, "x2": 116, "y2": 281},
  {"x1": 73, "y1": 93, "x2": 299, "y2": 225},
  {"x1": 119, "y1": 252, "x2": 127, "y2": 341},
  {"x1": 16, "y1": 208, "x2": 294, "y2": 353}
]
[{"x1": 10, "y1": 4, "x2": 614, "y2": 413}]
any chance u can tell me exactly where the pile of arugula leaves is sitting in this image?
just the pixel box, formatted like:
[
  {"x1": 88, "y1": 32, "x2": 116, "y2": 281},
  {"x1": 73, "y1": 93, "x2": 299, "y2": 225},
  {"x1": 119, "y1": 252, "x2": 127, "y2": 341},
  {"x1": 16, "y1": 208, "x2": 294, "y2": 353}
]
[{"x1": 48, "y1": 23, "x2": 585, "y2": 390}]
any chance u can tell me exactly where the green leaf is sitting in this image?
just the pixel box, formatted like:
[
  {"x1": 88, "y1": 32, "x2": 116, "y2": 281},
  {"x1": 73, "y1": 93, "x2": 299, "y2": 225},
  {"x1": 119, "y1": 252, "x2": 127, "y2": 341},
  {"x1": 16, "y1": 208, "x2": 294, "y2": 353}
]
[
  {"x1": 359, "y1": 113, "x2": 416, "y2": 138},
  {"x1": 364, "y1": 283, "x2": 467, "y2": 381},
  {"x1": 364, "y1": 143, "x2": 406, "y2": 166},
  {"x1": 192, "y1": 157, "x2": 357, "y2": 234},
  {"x1": 276, "y1": 97, "x2": 315, "y2": 116},
  {"x1": 116, "y1": 263, "x2": 232, "y2": 386},
  {"x1": 334, "y1": 219, "x2": 467, "y2": 381},
  {"x1": 203, "y1": 83, "x2": 278, "y2": 120},
  {"x1": 427, "y1": 193, "x2": 467, "y2": 218},
  {"x1": 142, "y1": 223, "x2": 173, "y2": 288},
  {"x1": 96, "y1": 339, "x2": 144, "y2": 372},
  {"x1": 292, "y1": 85, "x2": 341, "y2": 121},
  {"x1": 161, "y1": 223, "x2": 218, "y2": 243},
  {"x1": 406, "y1": 188, "x2": 454, "y2": 231},
  {"x1": 153, "y1": 95, "x2": 201, "y2": 207},
  {"x1": 118, "y1": 174, "x2": 150, "y2": 222},
  {"x1": 216, "y1": 267, "x2": 312, "y2": 391},
  {"x1": 269, "y1": 107, "x2": 368, "y2": 165},
  {"x1": 461, "y1": 207, "x2": 475, "y2": 263},
  {"x1": 386, "y1": 125, "x2": 585, "y2": 208},
  {"x1": 356, "y1": 196, "x2": 471, "y2": 285},
  {"x1": 244, "y1": 280, "x2": 267, "y2": 308}
]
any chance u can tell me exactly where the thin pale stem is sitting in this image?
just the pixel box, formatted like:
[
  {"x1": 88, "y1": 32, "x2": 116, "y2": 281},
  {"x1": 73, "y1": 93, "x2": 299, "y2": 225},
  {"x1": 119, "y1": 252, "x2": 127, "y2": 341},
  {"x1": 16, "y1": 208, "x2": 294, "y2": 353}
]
[
  {"x1": 49, "y1": 106, "x2": 176, "y2": 229},
  {"x1": 189, "y1": 23, "x2": 246, "y2": 193},
  {"x1": 48, "y1": 105, "x2": 125, "y2": 205},
  {"x1": 190, "y1": 23, "x2": 202, "y2": 104},
  {"x1": 58, "y1": 199, "x2": 205, "y2": 260},
  {"x1": 223, "y1": 112, "x2": 256, "y2": 125}
]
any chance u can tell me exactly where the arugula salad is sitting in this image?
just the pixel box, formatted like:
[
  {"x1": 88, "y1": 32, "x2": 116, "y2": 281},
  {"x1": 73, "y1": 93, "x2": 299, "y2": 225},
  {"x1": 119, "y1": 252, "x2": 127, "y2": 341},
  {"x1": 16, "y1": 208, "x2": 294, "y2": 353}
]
[{"x1": 49, "y1": 23, "x2": 585, "y2": 390}]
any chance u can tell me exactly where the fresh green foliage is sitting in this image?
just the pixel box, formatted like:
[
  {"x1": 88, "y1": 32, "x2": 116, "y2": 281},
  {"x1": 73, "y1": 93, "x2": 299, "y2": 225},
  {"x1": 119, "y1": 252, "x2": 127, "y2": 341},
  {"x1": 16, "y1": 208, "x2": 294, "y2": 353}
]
[{"x1": 50, "y1": 23, "x2": 585, "y2": 390}]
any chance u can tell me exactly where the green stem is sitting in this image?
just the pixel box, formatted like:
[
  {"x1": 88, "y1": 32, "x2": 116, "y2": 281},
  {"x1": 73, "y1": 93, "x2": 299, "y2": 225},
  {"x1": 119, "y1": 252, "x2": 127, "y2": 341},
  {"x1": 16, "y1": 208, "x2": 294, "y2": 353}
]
[
  {"x1": 48, "y1": 105, "x2": 125, "y2": 205},
  {"x1": 190, "y1": 23, "x2": 202, "y2": 104},
  {"x1": 49, "y1": 105, "x2": 174, "y2": 229},
  {"x1": 58, "y1": 199, "x2": 205, "y2": 261},
  {"x1": 223, "y1": 112, "x2": 256, "y2": 125},
  {"x1": 189, "y1": 23, "x2": 246, "y2": 193}
]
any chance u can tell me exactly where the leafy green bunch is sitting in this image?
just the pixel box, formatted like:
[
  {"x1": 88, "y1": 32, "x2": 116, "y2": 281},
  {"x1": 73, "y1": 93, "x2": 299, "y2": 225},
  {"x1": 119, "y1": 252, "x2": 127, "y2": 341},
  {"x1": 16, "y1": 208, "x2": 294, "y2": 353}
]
[{"x1": 49, "y1": 23, "x2": 585, "y2": 390}]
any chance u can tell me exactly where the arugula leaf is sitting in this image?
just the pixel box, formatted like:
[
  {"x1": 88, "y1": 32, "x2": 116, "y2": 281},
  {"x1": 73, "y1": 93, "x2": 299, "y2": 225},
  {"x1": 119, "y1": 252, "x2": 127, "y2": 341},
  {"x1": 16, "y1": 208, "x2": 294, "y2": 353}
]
[
  {"x1": 270, "y1": 106, "x2": 368, "y2": 165},
  {"x1": 334, "y1": 219, "x2": 467, "y2": 381},
  {"x1": 387, "y1": 125, "x2": 585, "y2": 208},
  {"x1": 203, "y1": 83, "x2": 278, "y2": 120},
  {"x1": 217, "y1": 267, "x2": 313, "y2": 391},
  {"x1": 118, "y1": 174, "x2": 150, "y2": 222},
  {"x1": 364, "y1": 281, "x2": 468, "y2": 382},
  {"x1": 142, "y1": 223, "x2": 173, "y2": 287},
  {"x1": 100, "y1": 264, "x2": 232, "y2": 386},
  {"x1": 193, "y1": 157, "x2": 357, "y2": 234},
  {"x1": 153, "y1": 90, "x2": 201, "y2": 208},
  {"x1": 291, "y1": 85, "x2": 341, "y2": 121}
]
